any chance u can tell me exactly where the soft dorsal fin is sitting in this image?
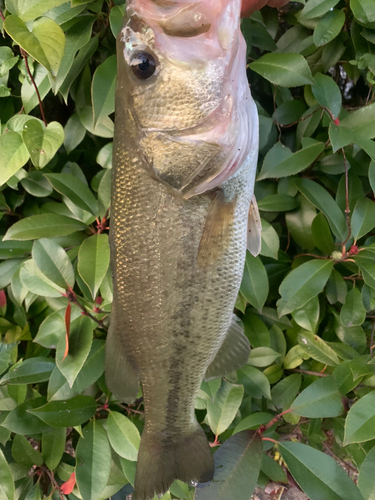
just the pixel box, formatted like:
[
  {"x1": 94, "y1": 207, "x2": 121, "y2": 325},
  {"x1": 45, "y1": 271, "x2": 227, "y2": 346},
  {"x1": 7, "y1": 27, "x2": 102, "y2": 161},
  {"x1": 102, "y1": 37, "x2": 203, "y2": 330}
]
[
  {"x1": 205, "y1": 314, "x2": 250, "y2": 381},
  {"x1": 247, "y1": 195, "x2": 261, "y2": 257}
]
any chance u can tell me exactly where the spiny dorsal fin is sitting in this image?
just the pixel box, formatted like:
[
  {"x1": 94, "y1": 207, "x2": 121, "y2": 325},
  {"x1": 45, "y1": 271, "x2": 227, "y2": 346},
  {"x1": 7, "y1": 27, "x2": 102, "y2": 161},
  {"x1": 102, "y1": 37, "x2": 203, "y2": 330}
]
[{"x1": 247, "y1": 195, "x2": 261, "y2": 257}]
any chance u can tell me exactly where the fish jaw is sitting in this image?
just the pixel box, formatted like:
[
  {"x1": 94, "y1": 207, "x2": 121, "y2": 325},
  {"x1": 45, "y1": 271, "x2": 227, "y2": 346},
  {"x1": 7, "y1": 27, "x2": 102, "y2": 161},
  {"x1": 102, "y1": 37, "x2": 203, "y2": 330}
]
[{"x1": 117, "y1": 0, "x2": 257, "y2": 197}]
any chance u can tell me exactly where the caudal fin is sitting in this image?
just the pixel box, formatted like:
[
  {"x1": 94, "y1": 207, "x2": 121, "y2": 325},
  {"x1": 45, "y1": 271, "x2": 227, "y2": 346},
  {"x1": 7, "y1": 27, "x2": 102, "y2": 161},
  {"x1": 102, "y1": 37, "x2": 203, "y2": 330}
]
[{"x1": 133, "y1": 425, "x2": 214, "y2": 500}]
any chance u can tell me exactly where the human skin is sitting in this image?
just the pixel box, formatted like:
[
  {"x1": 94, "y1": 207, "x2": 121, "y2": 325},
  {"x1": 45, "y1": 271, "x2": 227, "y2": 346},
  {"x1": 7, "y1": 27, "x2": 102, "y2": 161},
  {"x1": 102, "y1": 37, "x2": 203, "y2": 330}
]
[{"x1": 241, "y1": 0, "x2": 289, "y2": 16}]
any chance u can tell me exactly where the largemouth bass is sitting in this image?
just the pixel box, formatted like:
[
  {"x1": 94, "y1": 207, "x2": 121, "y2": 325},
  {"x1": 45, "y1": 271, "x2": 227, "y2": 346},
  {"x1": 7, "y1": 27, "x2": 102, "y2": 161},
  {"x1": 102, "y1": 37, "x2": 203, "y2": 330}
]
[{"x1": 105, "y1": 1, "x2": 260, "y2": 498}]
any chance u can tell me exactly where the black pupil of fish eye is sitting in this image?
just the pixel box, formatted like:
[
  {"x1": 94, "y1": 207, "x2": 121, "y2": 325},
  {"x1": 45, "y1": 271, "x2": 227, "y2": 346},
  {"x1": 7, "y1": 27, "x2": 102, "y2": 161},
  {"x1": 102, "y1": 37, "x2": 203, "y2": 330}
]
[{"x1": 131, "y1": 53, "x2": 156, "y2": 80}]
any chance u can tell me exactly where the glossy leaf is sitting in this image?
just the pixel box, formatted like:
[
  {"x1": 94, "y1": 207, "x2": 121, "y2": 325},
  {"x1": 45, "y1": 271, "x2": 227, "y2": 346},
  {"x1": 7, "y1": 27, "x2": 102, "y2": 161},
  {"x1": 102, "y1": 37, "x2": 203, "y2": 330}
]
[
  {"x1": 0, "y1": 131, "x2": 29, "y2": 186},
  {"x1": 344, "y1": 390, "x2": 375, "y2": 445},
  {"x1": 340, "y1": 287, "x2": 366, "y2": 327},
  {"x1": 22, "y1": 120, "x2": 64, "y2": 168},
  {"x1": 292, "y1": 296, "x2": 320, "y2": 333},
  {"x1": 250, "y1": 53, "x2": 315, "y2": 87},
  {"x1": 352, "y1": 198, "x2": 375, "y2": 241},
  {"x1": 20, "y1": 260, "x2": 65, "y2": 297},
  {"x1": 76, "y1": 420, "x2": 111, "y2": 500},
  {"x1": 5, "y1": 0, "x2": 68, "y2": 22},
  {"x1": 207, "y1": 380, "x2": 244, "y2": 436},
  {"x1": 2, "y1": 397, "x2": 50, "y2": 434},
  {"x1": 77, "y1": 234, "x2": 110, "y2": 299},
  {"x1": 240, "y1": 252, "x2": 268, "y2": 311},
  {"x1": 11, "y1": 434, "x2": 43, "y2": 467},
  {"x1": 298, "y1": 331, "x2": 340, "y2": 366},
  {"x1": 279, "y1": 441, "x2": 363, "y2": 500},
  {"x1": 92, "y1": 55, "x2": 116, "y2": 126},
  {"x1": 278, "y1": 259, "x2": 334, "y2": 316},
  {"x1": 106, "y1": 411, "x2": 141, "y2": 461},
  {"x1": 32, "y1": 239, "x2": 74, "y2": 289},
  {"x1": 272, "y1": 374, "x2": 302, "y2": 410},
  {"x1": 298, "y1": 0, "x2": 340, "y2": 20},
  {"x1": 237, "y1": 365, "x2": 271, "y2": 399},
  {"x1": 312, "y1": 73, "x2": 342, "y2": 119},
  {"x1": 0, "y1": 357, "x2": 55, "y2": 385},
  {"x1": 56, "y1": 315, "x2": 93, "y2": 388},
  {"x1": 358, "y1": 446, "x2": 375, "y2": 500},
  {"x1": 28, "y1": 395, "x2": 97, "y2": 427},
  {"x1": 0, "y1": 448, "x2": 14, "y2": 500},
  {"x1": 42, "y1": 427, "x2": 66, "y2": 470},
  {"x1": 195, "y1": 431, "x2": 262, "y2": 500},
  {"x1": 44, "y1": 173, "x2": 98, "y2": 216},
  {"x1": 290, "y1": 377, "x2": 344, "y2": 417},
  {"x1": 313, "y1": 10, "x2": 345, "y2": 47},
  {"x1": 4, "y1": 16, "x2": 65, "y2": 76},
  {"x1": 3, "y1": 214, "x2": 87, "y2": 240}
]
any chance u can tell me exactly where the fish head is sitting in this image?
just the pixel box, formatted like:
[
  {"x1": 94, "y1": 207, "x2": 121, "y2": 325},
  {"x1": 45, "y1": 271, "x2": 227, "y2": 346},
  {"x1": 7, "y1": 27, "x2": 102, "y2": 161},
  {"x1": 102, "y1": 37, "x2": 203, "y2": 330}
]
[{"x1": 116, "y1": 0, "x2": 258, "y2": 197}]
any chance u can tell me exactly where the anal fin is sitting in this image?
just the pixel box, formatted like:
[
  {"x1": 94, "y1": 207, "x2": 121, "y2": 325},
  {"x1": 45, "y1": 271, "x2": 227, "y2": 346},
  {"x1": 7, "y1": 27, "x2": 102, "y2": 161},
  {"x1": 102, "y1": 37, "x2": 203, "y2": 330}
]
[
  {"x1": 247, "y1": 195, "x2": 261, "y2": 257},
  {"x1": 105, "y1": 306, "x2": 140, "y2": 403},
  {"x1": 205, "y1": 314, "x2": 250, "y2": 381}
]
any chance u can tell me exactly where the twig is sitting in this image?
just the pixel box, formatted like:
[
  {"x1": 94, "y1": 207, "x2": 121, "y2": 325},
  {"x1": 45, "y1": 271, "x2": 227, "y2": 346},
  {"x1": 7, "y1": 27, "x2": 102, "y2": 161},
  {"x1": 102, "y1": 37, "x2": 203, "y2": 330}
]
[
  {"x1": 65, "y1": 287, "x2": 108, "y2": 331},
  {"x1": 20, "y1": 48, "x2": 47, "y2": 126},
  {"x1": 291, "y1": 369, "x2": 329, "y2": 377},
  {"x1": 341, "y1": 148, "x2": 351, "y2": 246}
]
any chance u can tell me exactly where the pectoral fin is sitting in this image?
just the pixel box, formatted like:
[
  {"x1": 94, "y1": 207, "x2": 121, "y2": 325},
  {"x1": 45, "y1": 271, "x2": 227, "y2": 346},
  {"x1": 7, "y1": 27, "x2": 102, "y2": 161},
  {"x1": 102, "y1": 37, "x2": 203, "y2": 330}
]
[
  {"x1": 247, "y1": 196, "x2": 261, "y2": 257},
  {"x1": 197, "y1": 190, "x2": 236, "y2": 269},
  {"x1": 105, "y1": 306, "x2": 140, "y2": 403},
  {"x1": 205, "y1": 315, "x2": 250, "y2": 380}
]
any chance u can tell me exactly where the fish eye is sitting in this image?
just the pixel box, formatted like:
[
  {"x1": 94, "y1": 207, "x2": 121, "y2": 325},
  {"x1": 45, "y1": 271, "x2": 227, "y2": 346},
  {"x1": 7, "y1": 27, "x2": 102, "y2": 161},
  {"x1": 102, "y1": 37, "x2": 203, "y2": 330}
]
[{"x1": 130, "y1": 52, "x2": 156, "y2": 80}]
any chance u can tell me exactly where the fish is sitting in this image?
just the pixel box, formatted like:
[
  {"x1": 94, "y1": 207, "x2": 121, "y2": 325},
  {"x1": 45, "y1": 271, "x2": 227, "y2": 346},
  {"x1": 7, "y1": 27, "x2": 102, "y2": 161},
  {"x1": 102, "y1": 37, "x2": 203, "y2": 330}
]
[{"x1": 105, "y1": 0, "x2": 260, "y2": 498}]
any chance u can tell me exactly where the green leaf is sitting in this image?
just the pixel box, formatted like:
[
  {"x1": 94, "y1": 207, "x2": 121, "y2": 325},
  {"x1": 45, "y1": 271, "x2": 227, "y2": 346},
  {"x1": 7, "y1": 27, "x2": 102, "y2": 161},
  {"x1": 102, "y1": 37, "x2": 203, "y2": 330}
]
[
  {"x1": 106, "y1": 411, "x2": 141, "y2": 461},
  {"x1": 32, "y1": 239, "x2": 74, "y2": 289},
  {"x1": 77, "y1": 105, "x2": 114, "y2": 138},
  {"x1": 11, "y1": 435, "x2": 43, "y2": 467},
  {"x1": 44, "y1": 173, "x2": 98, "y2": 216},
  {"x1": 248, "y1": 347, "x2": 280, "y2": 367},
  {"x1": 0, "y1": 448, "x2": 14, "y2": 500},
  {"x1": 311, "y1": 213, "x2": 335, "y2": 254},
  {"x1": 294, "y1": 178, "x2": 347, "y2": 240},
  {"x1": 92, "y1": 55, "x2": 116, "y2": 126},
  {"x1": 22, "y1": 120, "x2": 64, "y2": 168},
  {"x1": 298, "y1": 331, "x2": 341, "y2": 366},
  {"x1": 313, "y1": 10, "x2": 345, "y2": 46},
  {"x1": 272, "y1": 100, "x2": 307, "y2": 126},
  {"x1": 5, "y1": 0, "x2": 68, "y2": 22},
  {"x1": 0, "y1": 131, "x2": 29, "y2": 186},
  {"x1": 290, "y1": 377, "x2": 344, "y2": 417},
  {"x1": 260, "y1": 219, "x2": 279, "y2": 260},
  {"x1": 28, "y1": 395, "x2": 97, "y2": 427},
  {"x1": 233, "y1": 413, "x2": 273, "y2": 434},
  {"x1": 271, "y1": 374, "x2": 302, "y2": 410},
  {"x1": 64, "y1": 114, "x2": 86, "y2": 155},
  {"x1": 76, "y1": 420, "x2": 111, "y2": 500},
  {"x1": 56, "y1": 315, "x2": 93, "y2": 388},
  {"x1": 344, "y1": 390, "x2": 375, "y2": 445},
  {"x1": 195, "y1": 431, "x2": 262, "y2": 500},
  {"x1": 340, "y1": 287, "x2": 366, "y2": 327},
  {"x1": 78, "y1": 234, "x2": 110, "y2": 299},
  {"x1": 237, "y1": 365, "x2": 271, "y2": 399},
  {"x1": 250, "y1": 53, "x2": 315, "y2": 87},
  {"x1": 21, "y1": 171, "x2": 53, "y2": 198},
  {"x1": 285, "y1": 195, "x2": 316, "y2": 250},
  {"x1": 351, "y1": 0, "x2": 375, "y2": 24},
  {"x1": 299, "y1": 0, "x2": 340, "y2": 20},
  {"x1": 257, "y1": 193, "x2": 299, "y2": 212},
  {"x1": 4, "y1": 214, "x2": 87, "y2": 241},
  {"x1": 292, "y1": 296, "x2": 320, "y2": 333},
  {"x1": 352, "y1": 198, "x2": 375, "y2": 241},
  {"x1": 278, "y1": 259, "x2": 333, "y2": 316},
  {"x1": 48, "y1": 340, "x2": 105, "y2": 401},
  {"x1": 207, "y1": 380, "x2": 244, "y2": 436},
  {"x1": 42, "y1": 427, "x2": 66, "y2": 470},
  {"x1": 20, "y1": 260, "x2": 65, "y2": 297},
  {"x1": 312, "y1": 73, "x2": 342, "y2": 119},
  {"x1": 358, "y1": 446, "x2": 375, "y2": 500},
  {"x1": 34, "y1": 309, "x2": 66, "y2": 348},
  {"x1": 261, "y1": 454, "x2": 288, "y2": 484},
  {"x1": 340, "y1": 102, "x2": 375, "y2": 140},
  {"x1": 279, "y1": 441, "x2": 363, "y2": 500},
  {"x1": 0, "y1": 357, "x2": 55, "y2": 385},
  {"x1": 258, "y1": 141, "x2": 324, "y2": 180},
  {"x1": 2, "y1": 397, "x2": 50, "y2": 434},
  {"x1": 355, "y1": 251, "x2": 375, "y2": 290},
  {"x1": 4, "y1": 16, "x2": 65, "y2": 76},
  {"x1": 109, "y1": 4, "x2": 126, "y2": 37}
]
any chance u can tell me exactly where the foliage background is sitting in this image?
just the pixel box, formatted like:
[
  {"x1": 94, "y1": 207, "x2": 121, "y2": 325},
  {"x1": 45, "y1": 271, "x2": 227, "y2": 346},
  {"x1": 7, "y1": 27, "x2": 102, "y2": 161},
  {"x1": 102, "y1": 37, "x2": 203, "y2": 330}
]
[{"x1": 1, "y1": 0, "x2": 375, "y2": 499}]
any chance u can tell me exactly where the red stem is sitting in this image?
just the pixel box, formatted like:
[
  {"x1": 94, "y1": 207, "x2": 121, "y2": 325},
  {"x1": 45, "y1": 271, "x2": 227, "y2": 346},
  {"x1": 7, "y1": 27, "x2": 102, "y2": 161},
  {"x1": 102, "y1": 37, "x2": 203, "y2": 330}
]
[{"x1": 20, "y1": 48, "x2": 47, "y2": 126}]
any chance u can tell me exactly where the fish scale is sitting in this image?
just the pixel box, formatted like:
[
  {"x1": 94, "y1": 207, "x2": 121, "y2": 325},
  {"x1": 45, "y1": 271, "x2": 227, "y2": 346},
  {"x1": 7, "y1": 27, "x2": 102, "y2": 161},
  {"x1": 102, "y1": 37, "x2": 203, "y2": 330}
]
[{"x1": 105, "y1": 0, "x2": 260, "y2": 498}]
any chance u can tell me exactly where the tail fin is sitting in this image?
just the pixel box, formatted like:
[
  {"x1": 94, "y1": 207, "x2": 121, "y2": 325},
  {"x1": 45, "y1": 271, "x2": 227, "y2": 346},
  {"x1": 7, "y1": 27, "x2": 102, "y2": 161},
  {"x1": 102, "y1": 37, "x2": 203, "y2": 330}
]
[{"x1": 133, "y1": 425, "x2": 214, "y2": 500}]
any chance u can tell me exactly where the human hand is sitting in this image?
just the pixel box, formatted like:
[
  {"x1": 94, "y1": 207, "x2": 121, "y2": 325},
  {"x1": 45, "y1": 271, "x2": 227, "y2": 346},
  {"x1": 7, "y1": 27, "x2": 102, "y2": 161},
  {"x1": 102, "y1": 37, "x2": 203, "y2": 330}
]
[{"x1": 241, "y1": 0, "x2": 289, "y2": 17}]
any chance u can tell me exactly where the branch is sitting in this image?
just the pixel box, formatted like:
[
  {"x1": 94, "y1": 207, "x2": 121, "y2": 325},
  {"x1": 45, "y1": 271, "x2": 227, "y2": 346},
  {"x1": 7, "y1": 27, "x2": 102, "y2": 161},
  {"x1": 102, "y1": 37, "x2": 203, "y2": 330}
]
[
  {"x1": 65, "y1": 287, "x2": 108, "y2": 332},
  {"x1": 0, "y1": 9, "x2": 5, "y2": 21},
  {"x1": 20, "y1": 48, "x2": 47, "y2": 126}
]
